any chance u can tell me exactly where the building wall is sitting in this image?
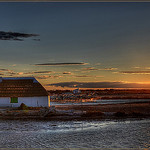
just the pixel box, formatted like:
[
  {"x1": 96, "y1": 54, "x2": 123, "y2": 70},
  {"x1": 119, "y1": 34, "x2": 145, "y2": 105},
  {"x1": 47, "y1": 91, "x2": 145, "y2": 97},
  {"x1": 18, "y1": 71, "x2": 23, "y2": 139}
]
[{"x1": 0, "y1": 96, "x2": 50, "y2": 107}]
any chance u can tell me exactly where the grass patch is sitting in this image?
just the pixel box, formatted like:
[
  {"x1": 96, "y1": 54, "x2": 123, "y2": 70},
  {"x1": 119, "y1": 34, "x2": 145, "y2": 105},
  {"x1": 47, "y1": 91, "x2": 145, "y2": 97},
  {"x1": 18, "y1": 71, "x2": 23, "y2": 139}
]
[{"x1": 18, "y1": 103, "x2": 29, "y2": 110}]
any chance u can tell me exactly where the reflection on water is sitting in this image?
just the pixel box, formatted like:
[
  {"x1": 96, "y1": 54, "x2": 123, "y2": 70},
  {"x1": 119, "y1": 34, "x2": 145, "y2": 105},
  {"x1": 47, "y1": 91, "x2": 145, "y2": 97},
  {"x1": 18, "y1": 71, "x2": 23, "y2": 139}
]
[
  {"x1": 0, "y1": 119, "x2": 149, "y2": 148},
  {"x1": 51, "y1": 99, "x2": 150, "y2": 105}
]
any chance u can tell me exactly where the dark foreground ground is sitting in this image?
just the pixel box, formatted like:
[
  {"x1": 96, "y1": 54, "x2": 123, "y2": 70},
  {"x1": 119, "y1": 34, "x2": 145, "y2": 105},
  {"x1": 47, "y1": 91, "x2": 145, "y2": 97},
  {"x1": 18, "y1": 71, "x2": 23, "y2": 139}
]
[
  {"x1": 55, "y1": 102, "x2": 150, "y2": 114},
  {"x1": 0, "y1": 102, "x2": 150, "y2": 120}
]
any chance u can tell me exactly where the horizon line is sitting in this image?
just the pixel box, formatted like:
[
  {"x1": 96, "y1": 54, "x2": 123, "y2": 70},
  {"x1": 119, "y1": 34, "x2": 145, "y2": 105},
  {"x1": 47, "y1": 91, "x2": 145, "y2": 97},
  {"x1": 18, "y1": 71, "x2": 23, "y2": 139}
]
[{"x1": 0, "y1": 0, "x2": 150, "y2": 2}]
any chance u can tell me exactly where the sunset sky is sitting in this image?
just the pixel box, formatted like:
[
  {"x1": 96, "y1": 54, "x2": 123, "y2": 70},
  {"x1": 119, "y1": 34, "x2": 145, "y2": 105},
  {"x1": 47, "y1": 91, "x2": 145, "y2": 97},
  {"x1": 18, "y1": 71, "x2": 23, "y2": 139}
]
[{"x1": 0, "y1": 2, "x2": 150, "y2": 89}]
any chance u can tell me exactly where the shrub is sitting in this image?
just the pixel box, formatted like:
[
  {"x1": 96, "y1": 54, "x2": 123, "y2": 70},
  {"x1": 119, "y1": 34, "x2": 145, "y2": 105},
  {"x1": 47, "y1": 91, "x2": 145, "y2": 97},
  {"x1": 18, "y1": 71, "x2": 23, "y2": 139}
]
[{"x1": 18, "y1": 103, "x2": 29, "y2": 110}]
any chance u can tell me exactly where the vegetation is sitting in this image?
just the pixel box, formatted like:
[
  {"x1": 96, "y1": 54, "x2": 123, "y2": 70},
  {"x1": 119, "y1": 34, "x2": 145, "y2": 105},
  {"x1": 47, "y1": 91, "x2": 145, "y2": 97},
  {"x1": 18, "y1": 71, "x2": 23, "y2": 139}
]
[{"x1": 18, "y1": 103, "x2": 29, "y2": 110}]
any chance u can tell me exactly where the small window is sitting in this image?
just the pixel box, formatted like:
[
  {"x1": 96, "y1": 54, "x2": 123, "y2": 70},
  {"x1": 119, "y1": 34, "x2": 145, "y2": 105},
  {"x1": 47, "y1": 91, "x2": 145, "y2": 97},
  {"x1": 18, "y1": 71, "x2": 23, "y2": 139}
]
[{"x1": 10, "y1": 97, "x2": 18, "y2": 103}]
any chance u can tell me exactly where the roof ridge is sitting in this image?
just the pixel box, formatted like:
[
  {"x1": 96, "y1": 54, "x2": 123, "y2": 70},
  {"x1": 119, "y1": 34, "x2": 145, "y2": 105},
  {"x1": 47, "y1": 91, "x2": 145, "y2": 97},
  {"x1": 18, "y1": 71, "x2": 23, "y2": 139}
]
[
  {"x1": 0, "y1": 77, "x2": 38, "y2": 83},
  {"x1": 0, "y1": 77, "x2": 48, "y2": 97}
]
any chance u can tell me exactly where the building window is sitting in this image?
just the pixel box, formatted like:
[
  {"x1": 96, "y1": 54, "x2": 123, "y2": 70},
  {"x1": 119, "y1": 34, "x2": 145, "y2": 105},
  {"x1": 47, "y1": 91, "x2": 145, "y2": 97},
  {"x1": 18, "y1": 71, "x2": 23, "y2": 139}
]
[{"x1": 10, "y1": 97, "x2": 18, "y2": 103}]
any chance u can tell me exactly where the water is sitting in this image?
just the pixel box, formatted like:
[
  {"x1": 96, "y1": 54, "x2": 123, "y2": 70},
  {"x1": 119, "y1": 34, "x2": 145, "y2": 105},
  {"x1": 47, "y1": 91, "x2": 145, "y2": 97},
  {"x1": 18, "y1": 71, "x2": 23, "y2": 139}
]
[
  {"x1": 51, "y1": 99, "x2": 150, "y2": 105},
  {"x1": 0, "y1": 118, "x2": 149, "y2": 148}
]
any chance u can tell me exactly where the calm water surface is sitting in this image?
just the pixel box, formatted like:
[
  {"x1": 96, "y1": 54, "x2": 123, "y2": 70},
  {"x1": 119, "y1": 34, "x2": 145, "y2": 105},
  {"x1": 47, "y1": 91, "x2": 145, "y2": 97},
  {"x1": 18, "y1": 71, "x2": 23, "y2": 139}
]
[
  {"x1": 51, "y1": 99, "x2": 150, "y2": 105},
  {"x1": 0, "y1": 118, "x2": 149, "y2": 148}
]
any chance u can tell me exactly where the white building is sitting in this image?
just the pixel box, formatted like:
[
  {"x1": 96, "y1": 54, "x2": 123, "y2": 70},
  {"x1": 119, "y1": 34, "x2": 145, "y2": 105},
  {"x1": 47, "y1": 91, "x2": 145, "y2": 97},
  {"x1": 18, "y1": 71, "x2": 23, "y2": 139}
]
[
  {"x1": 0, "y1": 77, "x2": 50, "y2": 107},
  {"x1": 73, "y1": 88, "x2": 81, "y2": 94}
]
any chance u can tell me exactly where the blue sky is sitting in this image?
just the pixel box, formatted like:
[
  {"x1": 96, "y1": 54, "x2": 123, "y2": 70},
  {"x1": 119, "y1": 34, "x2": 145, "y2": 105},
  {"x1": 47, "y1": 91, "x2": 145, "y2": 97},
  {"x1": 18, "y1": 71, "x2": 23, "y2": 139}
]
[{"x1": 0, "y1": 2, "x2": 150, "y2": 89}]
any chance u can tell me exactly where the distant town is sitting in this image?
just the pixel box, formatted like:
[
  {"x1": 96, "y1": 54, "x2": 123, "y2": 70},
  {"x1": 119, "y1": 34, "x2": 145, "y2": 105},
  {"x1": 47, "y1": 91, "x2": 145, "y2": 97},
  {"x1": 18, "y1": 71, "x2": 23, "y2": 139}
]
[{"x1": 48, "y1": 89, "x2": 150, "y2": 103}]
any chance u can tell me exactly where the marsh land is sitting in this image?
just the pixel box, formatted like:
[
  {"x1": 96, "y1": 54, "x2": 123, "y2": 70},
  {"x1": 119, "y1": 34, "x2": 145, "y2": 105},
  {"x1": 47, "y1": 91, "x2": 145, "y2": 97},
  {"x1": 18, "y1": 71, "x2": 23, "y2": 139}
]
[{"x1": 0, "y1": 89, "x2": 150, "y2": 149}]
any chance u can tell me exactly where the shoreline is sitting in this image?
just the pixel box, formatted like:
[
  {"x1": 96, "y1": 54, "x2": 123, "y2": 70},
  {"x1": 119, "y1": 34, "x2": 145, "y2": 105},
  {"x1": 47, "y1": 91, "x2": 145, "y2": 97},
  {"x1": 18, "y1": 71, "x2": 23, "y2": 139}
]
[
  {"x1": 0, "y1": 102, "x2": 149, "y2": 121},
  {"x1": 55, "y1": 101, "x2": 150, "y2": 113}
]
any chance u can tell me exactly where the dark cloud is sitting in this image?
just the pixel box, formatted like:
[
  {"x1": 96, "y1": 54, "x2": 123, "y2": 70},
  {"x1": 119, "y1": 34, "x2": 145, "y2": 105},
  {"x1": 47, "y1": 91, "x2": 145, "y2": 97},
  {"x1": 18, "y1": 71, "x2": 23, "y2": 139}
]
[
  {"x1": 0, "y1": 69, "x2": 11, "y2": 71},
  {"x1": 22, "y1": 71, "x2": 52, "y2": 75},
  {"x1": 63, "y1": 72, "x2": 72, "y2": 75},
  {"x1": 34, "y1": 62, "x2": 86, "y2": 66},
  {"x1": 48, "y1": 81, "x2": 150, "y2": 88},
  {"x1": 75, "y1": 75, "x2": 92, "y2": 78},
  {"x1": 33, "y1": 71, "x2": 52, "y2": 74},
  {"x1": 118, "y1": 71, "x2": 150, "y2": 74},
  {"x1": 0, "y1": 31, "x2": 39, "y2": 41},
  {"x1": 23, "y1": 72, "x2": 33, "y2": 75}
]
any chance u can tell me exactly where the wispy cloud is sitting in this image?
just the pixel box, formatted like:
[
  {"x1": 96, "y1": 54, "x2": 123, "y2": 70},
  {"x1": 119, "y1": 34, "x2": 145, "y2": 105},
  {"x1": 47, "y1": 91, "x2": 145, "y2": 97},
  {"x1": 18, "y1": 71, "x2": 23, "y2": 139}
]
[
  {"x1": 8, "y1": 71, "x2": 16, "y2": 75},
  {"x1": 95, "y1": 63, "x2": 101, "y2": 65},
  {"x1": 81, "y1": 67, "x2": 117, "y2": 72},
  {"x1": 95, "y1": 75, "x2": 104, "y2": 78},
  {"x1": 132, "y1": 66, "x2": 141, "y2": 69},
  {"x1": 99, "y1": 68, "x2": 118, "y2": 71},
  {"x1": 34, "y1": 62, "x2": 87, "y2": 66},
  {"x1": 10, "y1": 64, "x2": 17, "y2": 67},
  {"x1": 36, "y1": 75, "x2": 62, "y2": 79},
  {"x1": 63, "y1": 72, "x2": 72, "y2": 75},
  {"x1": 36, "y1": 75, "x2": 50, "y2": 79},
  {"x1": 118, "y1": 71, "x2": 150, "y2": 75},
  {"x1": 132, "y1": 67, "x2": 150, "y2": 70},
  {"x1": 0, "y1": 68, "x2": 53, "y2": 76},
  {"x1": 0, "y1": 31, "x2": 39, "y2": 41},
  {"x1": 17, "y1": 72, "x2": 24, "y2": 75},
  {"x1": 72, "y1": 75, "x2": 103, "y2": 78},
  {"x1": 21, "y1": 71, "x2": 53, "y2": 75},
  {"x1": 49, "y1": 81, "x2": 150, "y2": 88},
  {"x1": 75, "y1": 75, "x2": 92, "y2": 78},
  {"x1": 82, "y1": 67, "x2": 99, "y2": 71},
  {"x1": 1, "y1": 69, "x2": 25, "y2": 76},
  {"x1": 145, "y1": 67, "x2": 150, "y2": 70},
  {"x1": 33, "y1": 71, "x2": 52, "y2": 74},
  {"x1": 0, "y1": 69, "x2": 11, "y2": 72},
  {"x1": 0, "y1": 69, "x2": 16, "y2": 75},
  {"x1": 33, "y1": 39, "x2": 40, "y2": 41},
  {"x1": 50, "y1": 75, "x2": 62, "y2": 79}
]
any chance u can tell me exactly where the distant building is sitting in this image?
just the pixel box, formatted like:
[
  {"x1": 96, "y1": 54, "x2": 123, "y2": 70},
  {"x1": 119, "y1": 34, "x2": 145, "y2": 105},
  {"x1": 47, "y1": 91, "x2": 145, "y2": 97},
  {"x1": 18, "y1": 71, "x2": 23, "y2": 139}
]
[
  {"x1": 0, "y1": 77, "x2": 50, "y2": 107},
  {"x1": 64, "y1": 92, "x2": 73, "y2": 95},
  {"x1": 73, "y1": 88, "x2": 81, "y2": 94}
]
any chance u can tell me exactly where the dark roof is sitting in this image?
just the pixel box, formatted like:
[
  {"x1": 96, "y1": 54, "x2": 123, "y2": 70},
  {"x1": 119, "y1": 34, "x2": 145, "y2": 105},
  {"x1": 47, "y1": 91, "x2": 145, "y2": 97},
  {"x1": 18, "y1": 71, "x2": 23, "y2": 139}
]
[{"x1": 0, "y1": 77, "x2": 48, "y2": 97}]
